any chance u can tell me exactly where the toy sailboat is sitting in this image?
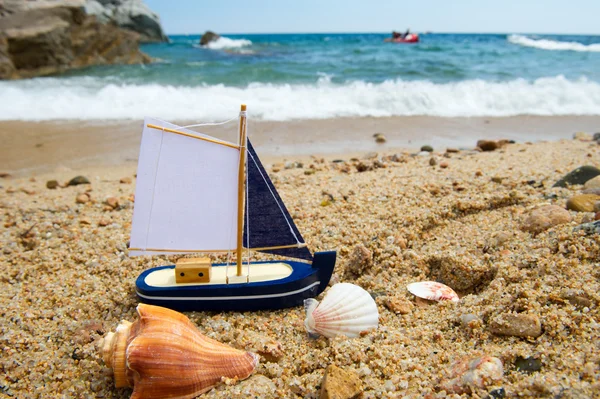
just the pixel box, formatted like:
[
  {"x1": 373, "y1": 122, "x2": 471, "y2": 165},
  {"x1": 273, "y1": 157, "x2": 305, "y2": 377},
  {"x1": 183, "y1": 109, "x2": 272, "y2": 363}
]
[{"x1": 129, "y1": 105, "x2": 336, "y2": 311}]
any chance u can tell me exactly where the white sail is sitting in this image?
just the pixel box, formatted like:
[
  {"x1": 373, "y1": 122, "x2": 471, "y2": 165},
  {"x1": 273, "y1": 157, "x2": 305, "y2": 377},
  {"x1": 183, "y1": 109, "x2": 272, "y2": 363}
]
[{"x1": 129, "y1": 118, "x2": 240, "y2": 256}]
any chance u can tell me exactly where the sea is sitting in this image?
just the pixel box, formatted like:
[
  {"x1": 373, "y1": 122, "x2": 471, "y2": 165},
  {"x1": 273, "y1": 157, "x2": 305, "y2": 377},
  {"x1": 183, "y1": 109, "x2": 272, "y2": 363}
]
[{"x1": 1, "y1": 33, "x2": 600, "y2": 121}]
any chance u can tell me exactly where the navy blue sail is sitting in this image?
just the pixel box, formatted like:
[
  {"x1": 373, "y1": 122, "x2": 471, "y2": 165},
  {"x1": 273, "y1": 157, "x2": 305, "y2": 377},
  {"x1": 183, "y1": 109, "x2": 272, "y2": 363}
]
[{"x1": 243, "y1": 139, "x2": 313, "y2": 261}]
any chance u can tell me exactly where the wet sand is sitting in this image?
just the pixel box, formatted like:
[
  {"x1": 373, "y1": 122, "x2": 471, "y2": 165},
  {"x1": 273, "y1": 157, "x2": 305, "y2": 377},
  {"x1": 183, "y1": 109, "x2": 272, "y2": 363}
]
[
  {"x1": 0, "y1": 118, "x2": 599, "y2": 398},
  {"x1": 2, "y1": 115, "x2": 600, "y2": 176}
]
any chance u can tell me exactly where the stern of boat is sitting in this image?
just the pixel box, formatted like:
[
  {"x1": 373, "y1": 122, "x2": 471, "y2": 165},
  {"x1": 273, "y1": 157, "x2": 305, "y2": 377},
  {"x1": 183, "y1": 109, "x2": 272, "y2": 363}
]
[{"x1": 312, "y1": 251, "x2": 337, "y2": 294}]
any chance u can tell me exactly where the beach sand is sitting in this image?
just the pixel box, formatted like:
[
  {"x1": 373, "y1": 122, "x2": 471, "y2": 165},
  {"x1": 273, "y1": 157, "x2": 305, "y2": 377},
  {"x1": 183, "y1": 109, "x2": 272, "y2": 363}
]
[{"x1": 1, "y1": 118, "x2": 599, "y2": 398}]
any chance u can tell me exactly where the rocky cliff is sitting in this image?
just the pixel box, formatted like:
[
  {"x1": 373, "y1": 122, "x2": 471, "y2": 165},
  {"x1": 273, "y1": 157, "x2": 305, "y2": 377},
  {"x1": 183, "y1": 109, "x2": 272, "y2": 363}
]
[{"x1": 0, "y1": 0, "x2": 166, "y2": 80}]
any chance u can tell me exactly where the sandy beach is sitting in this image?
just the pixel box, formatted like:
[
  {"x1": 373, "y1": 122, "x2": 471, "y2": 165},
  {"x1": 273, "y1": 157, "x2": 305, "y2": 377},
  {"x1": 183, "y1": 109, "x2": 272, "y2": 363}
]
[{"x1": 1, "y1": 118, "x2": 599, "y2": 398}]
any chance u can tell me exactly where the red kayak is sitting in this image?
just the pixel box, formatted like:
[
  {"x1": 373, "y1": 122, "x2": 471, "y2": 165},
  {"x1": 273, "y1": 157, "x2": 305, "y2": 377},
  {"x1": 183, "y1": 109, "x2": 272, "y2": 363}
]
[{"x1": 385, "y1": 33, "x2": 419, "y2": 43}]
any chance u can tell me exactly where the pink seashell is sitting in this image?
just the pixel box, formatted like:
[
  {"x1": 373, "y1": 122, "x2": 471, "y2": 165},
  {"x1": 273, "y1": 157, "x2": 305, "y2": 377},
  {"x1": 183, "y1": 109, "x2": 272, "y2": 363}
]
[
  {"x1": 407, "y1": 281, "x2": 459, "y2": 302},
  {"x1": 441, "y1": 355, "x2": 504, "y2": 394}
]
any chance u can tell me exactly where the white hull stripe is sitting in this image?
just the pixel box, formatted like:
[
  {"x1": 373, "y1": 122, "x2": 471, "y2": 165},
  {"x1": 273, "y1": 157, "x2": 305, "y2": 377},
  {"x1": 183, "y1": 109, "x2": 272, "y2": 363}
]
[{"x1": 137, "y1": 281, "x2": 321, "y2": 301}]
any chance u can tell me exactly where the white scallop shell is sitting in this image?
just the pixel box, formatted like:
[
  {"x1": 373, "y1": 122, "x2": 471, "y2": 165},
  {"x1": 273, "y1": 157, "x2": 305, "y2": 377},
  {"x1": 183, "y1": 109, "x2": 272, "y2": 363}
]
[
  {"x1": 407, "y1": 281, "x2": 459, "y2": 302},
  {"x1": 304, "y1": 283, "x2": 379, "y2": 338}
]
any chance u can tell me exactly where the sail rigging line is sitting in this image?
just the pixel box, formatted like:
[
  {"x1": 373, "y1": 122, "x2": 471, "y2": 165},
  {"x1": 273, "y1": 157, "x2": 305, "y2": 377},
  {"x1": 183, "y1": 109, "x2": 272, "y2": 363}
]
[
  {"x1": 246, "y1": 149, "x2": 303, "y2": 246},
  {"x1": 180, "y1": 115, "x2": 239, "y2": 129},
  {"x1": 146, "y1": 124, "x2": 239, "y2": 149},
  {"x1": 142, "y1": 127, "x2": 166, "y2": 252}
]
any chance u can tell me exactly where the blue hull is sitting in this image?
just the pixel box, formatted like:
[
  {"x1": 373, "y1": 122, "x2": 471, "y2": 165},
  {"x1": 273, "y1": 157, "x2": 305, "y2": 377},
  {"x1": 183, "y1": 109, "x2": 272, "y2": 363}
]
[{"x1": 135, "y1": 251, "x2": 336, "y2": 311}]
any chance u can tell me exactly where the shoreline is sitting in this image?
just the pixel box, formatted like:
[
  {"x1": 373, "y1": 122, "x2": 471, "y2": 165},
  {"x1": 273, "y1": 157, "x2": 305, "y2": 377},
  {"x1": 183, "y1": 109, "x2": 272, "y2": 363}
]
[{"x1": 2, "y1": 115, "x2": 599, "y2": 176}]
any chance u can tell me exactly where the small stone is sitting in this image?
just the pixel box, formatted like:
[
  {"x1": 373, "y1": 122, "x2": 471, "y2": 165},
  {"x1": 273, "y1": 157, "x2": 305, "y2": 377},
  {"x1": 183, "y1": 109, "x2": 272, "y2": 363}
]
[
  {"x1": 488, "y1": 313, "x2": 542, "y2": 338},
  {"x1": 573, "y1": 220, "x2": 600, "y2": 235},
  {"x1": 573, "y1": 132, "x2": 592, "y2": 141},
  {"x1": 584, "y1": 175, "x2": 600, "y2": 190},
  {"x1": 475, "y1": 170, "x2": 483, "y2": 177},
  {"x1": 420, "y1": 145, "x2": 433, "y2": 152},
  {"x1": 79, "y1": 218, "x2": 91, "y2": 225},
  {"x1": 373, "y1": 133, "x2": 386, "y2": 143},
  {"x1": 440, "y1": 161, "x2": 449, "y2": 169},
  {"x1": 488, "y1": 387, "x2": 506, "y2": 398},
  {"x1": 105, "y1": 197, "x2": 120, "y2": 209},
  {"x1": 553, "y1": 165, "x2": 600, "y2": 188},
  {"x1": 98, "y1": 218, "x2": 110, "y2": 227},
  {"x1": 384, "y1": 296, "x2": 412, "y2": 315},
  {"x1": 446, "y1": 148, "x2": 459, "y2": 153},
  {"x1": 304, "y1": 169, "x2": 316, "y2": 175},
  {"x1": 429, "y1": 157, "x2": 437, "y2": 166},
  {"x1": 491, "y1": 176, "x2": 504, "y2": 184},
  {"x1": 319, "y1": 365, "x2": 362, "y2": 399},
  {"x1": 120, "y1": 177, "x2": 132, "y2": 184},
  {"x1": 46, "y1": 180, "x2": 59, "y2": 189},
  {"x1": 477, "y1": 140, "x2": 499, "y2": 151},
  {"x1": 76, "y1": 193, "x2": 90, "y2": 204},
  {"x1": 520, "y1": 205, "x2": 572, "y2": 234},
  {"x1": 356, "y1": 162, "x2": 370, "y2": 172},
  {"x1": 67, "y1": 176, "x2": 91, "y2": 186},
  {"x1": 345, "y1": 244, "x2": 373, "y2": 278},
  {"x1": 514, "y1": 356, "x2": 542, "y2": 373},
  {"x1": 566, "y1": 194, "x2": 600, "y2": 212}
]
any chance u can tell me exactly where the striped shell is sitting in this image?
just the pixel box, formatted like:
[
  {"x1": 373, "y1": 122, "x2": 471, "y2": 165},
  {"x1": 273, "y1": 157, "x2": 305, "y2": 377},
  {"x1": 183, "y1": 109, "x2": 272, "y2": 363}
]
[
  {"x1": 304, "y1": 283, "x2": 379, "y2": 338},
  {"x1": 407, "y1": 281, "x2": 459, "y2": 302},
  {"x1": 101, "y1": 304, "x2": 258, "y2": 399}
]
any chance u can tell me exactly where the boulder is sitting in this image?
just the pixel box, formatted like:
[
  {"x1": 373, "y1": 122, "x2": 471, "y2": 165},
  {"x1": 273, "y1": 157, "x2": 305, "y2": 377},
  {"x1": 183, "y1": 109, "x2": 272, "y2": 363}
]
[
  {"x1": 200, "y1": 30, "x2": 220, "y2": 46},
  {"x1": 85, "y1": 0, "x2": 168, "y2": 42},
  {"x1": 0, "y1": 0, "x2": 151, "y2": 79}
]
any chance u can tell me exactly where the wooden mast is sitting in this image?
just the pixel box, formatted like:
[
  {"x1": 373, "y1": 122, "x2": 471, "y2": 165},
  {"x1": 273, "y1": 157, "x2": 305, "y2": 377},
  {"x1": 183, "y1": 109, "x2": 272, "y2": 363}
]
[{"x1": 236, "y1": 104, "x2": 247, "y2": 276}]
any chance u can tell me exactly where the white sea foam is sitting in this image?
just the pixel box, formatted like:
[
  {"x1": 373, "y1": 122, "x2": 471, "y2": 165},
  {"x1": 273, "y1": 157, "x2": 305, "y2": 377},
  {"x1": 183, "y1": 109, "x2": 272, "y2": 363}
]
[
  {"x1": 1, "y1": 75, "x2": 599, "y2": 121},
  {"x1": 205, "y1": 37, "x2": 252, "y2": 49},
  {"x1": 508, "y1": 34, "x2": 600, "y2": 52}
]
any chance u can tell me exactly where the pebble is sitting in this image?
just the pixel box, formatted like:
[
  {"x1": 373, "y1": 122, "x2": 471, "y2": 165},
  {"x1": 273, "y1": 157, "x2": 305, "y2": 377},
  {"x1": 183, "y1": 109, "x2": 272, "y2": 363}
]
[
  {"x1": 384, "y1": 296, "x2": 412, "y2": 315},
  {"x1": 446, "y1": 148, "x2": 459, "y2": 153},
  {"x1": 46, "y1": 180, "x2": 59, "y2": 189},
  {"x1": 75, "y1": 193, "x2": 90, "y2": 204},
  {"x1": 373, "y1": 133, "x2": 386, "y2": 143},
  {"x1": 119, "y1": 176, "x2": 132, "y2": 184},
  {"x1": 105, "y1": 197, "x2": 120, "y2": 209},
  {"x1": 344, "y1": 244, "x2": 373, "y2": 278},
  {"x1": 566, "y1": 194, "x2": 600, "y2": 212},
  {"x1": 514, "y1": 356, "x2": 542, "y2": 373},
  {"x1": 319, "y1": 365, "x2": 362, "y2": 399},
  {"x1": 583, "y1": 175, "x2": 600, "y2": 190},
  {"x1": 573, "y1": 220, "x2": 600, "y2": 235},
  {"x1": 440, "y1": 161, "x2": 449, "y2": 169},
  {"x1": 429, "y1": 157, "x2": 437, "y2": 166},
  {"x1": 477, "y1": 140, "x2": 500, "y2": 151},
  {"x1": 440, "y1": 355, "x2": 504, "y2": 394},
  {"x1": 488, "y1": 313, "x2": 542, "y2": 338},
  {"x1": 67, "y1": 175, "x2": 91, "y2": 186},
  {"x1": 420, "y1": 145, "x2": 433, "y2": 152},
  {"x1": 553, "y1": 165, "x2": 600, "y2": 188},
  {"x1": 520, "y1": 205, "x2": 572, "y2": 234},
  {"x1": 98, "y1": 218, "x2": 110, "y2": 227}
]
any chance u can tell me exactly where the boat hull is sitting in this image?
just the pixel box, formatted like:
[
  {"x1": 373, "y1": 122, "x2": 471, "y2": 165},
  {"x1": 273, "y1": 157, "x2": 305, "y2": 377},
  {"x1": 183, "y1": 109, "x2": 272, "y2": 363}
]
[{"x1": 135, "y1": 251, "x2": 337, "y2": 311}]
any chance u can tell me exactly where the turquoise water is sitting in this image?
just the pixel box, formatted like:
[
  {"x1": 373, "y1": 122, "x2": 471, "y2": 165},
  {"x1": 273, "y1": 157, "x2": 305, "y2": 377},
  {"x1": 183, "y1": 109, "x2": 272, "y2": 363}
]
[{"x1": 1, "y1": 33, "x2": 600, "y2": 120}]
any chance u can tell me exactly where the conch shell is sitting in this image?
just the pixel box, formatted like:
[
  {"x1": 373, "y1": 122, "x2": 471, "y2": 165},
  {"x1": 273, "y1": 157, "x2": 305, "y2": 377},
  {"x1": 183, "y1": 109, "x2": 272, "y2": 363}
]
[
  {"x1": 100, "y1": 304, "x2": 258, "y2": 399},
  {"x1": 304, "y1": 283, "x2": 379, "y2": 338}
]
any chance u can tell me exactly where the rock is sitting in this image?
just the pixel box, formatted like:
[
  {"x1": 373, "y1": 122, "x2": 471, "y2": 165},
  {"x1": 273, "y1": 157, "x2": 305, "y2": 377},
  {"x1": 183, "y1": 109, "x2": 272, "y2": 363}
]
[
  {"x1": 355, "y1": 162, "x2": 370, "y2": 172},
  {"x1": 86, "y1": 0, "x2": 168, "y2": 42},
  {"x1": 477, "y1": 140, "x2": 500, "y2": 151},
  {"x1": 582, "y1": 187, "x2": 600, "y2": 195},
  {"x1": 429, "y1": 157, "x2": 437, "y2": 166},
  {"x1": 440, "y1": 356, "x2": 503, "y2": 394},
  {"x1": 373, "y1": 133, "x2": 386, "y2": 143},
  {"x1": 427, "y1": 255, "x2": 496, "y2": 294},
  {"x1": 120, "y1": 176, "x2": 132, "y2": 184},
  {"x1": 46, "y1": 180, "x2": 59, "y2": 189},
  {"x1": 345, "y1": 244, "x2": 373, "y2": 278},
  {"x1": 487, "y1": 387, "x2": 506, "y2": 398},
  {"x1": 566, "y1": 194, "x2": 600, "y2": 212},
  {"x1": 67, "y1": 176, "x2": 90, "y2": 186},
  {"x1": 514, "y1": 356, "x2": 542, "y2": 373},
  {"x1": 491, "y1": 176, "x2": 504, "y2": 184},
  {"x1": 573, "y1": 220, "x2": 600, "y2": 235},
  {"x1": 0, "y1": 0, "x2": 152, "y2": 80},
  {"x1": 420, "y1": 145, "x2": 433, "y2": 152},
  {"x1": 440, "y1": 161, "x2": 449, "y2": 169},
  {"x1": 76, "y1": 193, "x2": 90, "y2": 204},
  {"x1": 488, "y1": 313, "x2": 542, "y2": 338},
  {"x1": 446, "y1": 148, "x2": 459, "y2": 153},
  {"x1": 98, "y1": 218, "x2": 110, "y2": 226},
  {"x1": 553, "y1": 166, "x2": 600, "y2": 188},
  {"x1": 584, "y1": 175, "x2": 600, "y2": 190},
  {"x1": 384, "y1": 296, "x2": 412, "y2": 315},
  {"x1": 319, "y1": 365, "x2": 362, "y2": 399},
  {"x1": 520, "y1": 205, "x2": 572, "y2": 234},
  {"x1": 200, "y1": 30, "x2": 220, "y2": 46},
  {"x1": 105, "y1": 196, "x2": 119, "y2": 209}
]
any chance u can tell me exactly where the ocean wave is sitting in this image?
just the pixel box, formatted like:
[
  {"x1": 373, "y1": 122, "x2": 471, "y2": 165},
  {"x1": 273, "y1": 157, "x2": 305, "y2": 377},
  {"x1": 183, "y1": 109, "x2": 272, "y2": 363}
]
[
  {"x1": 1, "y1": 75, "x2": 599, "y2": 121},
  {"x1": 205, "y1": 37, "x2": 252, "y2": 49},
  {"x1": 508, "y1": 34, "x2": 600, "y2": 52}
]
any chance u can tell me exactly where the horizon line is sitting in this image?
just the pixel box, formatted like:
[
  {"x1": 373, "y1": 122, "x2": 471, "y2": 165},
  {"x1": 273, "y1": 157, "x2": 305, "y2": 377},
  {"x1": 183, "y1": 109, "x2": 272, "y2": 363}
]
[{"x1": 162, "y1": 30, "x2": 600, "y2": 36}]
